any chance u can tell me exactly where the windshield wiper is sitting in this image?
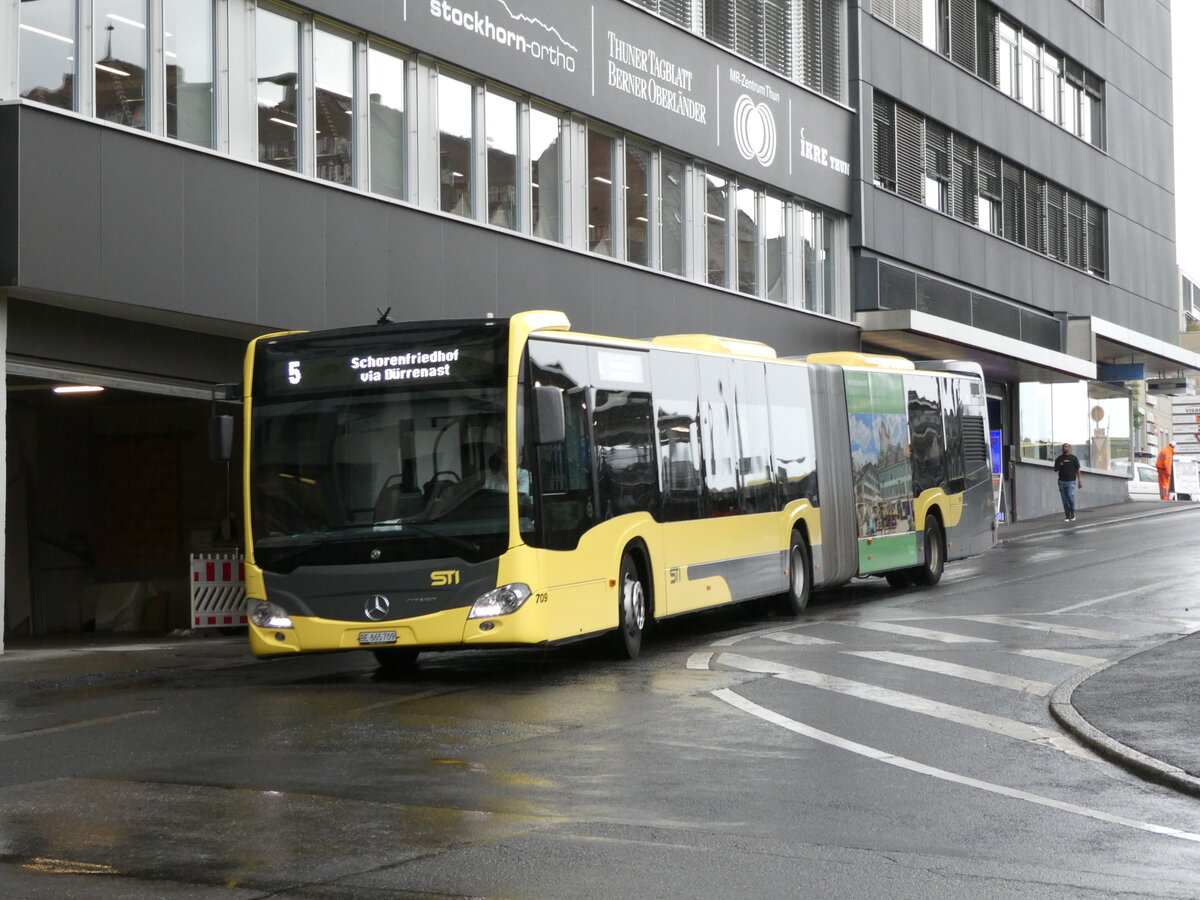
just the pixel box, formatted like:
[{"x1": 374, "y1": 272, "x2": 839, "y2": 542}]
[{"x1": 372, "y1": 520, "x2": 480, "y2": 554}]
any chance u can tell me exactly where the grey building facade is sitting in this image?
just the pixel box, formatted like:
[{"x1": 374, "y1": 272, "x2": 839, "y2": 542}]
[{"x1": 0, "y1": 0, "x2": 1190, "y2": 646}]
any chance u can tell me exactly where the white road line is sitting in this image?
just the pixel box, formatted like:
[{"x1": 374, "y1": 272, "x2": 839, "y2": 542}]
[
  {"x1": 847, "y1": 621, "x2": 995, "y2": 644},
  {"x1": 713, "y1": 689, "x2": 1200, "y2": 844},
  {"x1": 764, "y1": 632, "x2": 841, "y2": 647},
  {"x1": 958, "y1": 616, "x2": 1121, "y2": 640},
  {"x1": 687, "y1": 652, "x2": 714, "y2": 670},
  {"x1": 1049, "y1": 576, "x2": 1197, "y2": 614},
  {"x1": 718, "y1": 652, "x2": 1097, "y2": 761},
  {"x1": 710, "y1": 625, "x2": 800, "y2": 647},
  {"x1": 1008, "y1": 648, "x2": 1108, "y2": 667},
  {"x1": 0, "y1": 710, "x2": 157, "y2": 742},
  {"x1": 842, "y1": 651, "x2": 1056, "y2": 696}
]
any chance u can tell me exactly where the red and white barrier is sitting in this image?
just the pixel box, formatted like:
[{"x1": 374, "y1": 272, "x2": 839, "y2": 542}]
[{"x1": 190, "y1": 553, "x2": 247, "y2": 628}]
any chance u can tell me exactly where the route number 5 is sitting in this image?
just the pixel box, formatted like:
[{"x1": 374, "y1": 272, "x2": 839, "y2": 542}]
[{"x1": 288, "y1": 361, "x2": 302, "y2": 385}]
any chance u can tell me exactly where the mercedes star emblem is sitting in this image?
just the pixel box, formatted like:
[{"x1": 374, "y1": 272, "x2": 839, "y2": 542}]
[{"x1": 364, "y1": 594, "x2": 391, "y2": 621}]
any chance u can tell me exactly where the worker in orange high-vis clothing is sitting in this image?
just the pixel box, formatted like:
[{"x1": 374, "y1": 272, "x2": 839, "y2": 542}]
[{"x1": 1156, "y1": 442, "x2": 1175, "y2": 500}]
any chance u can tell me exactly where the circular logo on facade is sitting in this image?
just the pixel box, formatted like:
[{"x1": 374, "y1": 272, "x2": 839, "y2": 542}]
[
  {"x1": 733, "y1": 94, "x2": 776, "y2": 168},
  {"x1": 364, "y1": 595, "x2": 391, "y2": 621}
]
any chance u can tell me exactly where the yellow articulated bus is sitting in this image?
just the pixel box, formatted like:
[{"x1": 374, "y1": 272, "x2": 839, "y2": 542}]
[{"x1": 238, "y1": 310, "x2": 994, "y2": 672}]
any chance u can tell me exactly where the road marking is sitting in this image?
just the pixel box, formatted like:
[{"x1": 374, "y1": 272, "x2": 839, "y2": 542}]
[
  {"x1": 1050, "y1": 576, "x2": 1200, "y2": 614},
  {"x1": 687, "y1": 652, "x2": 714, "y2": 670},
  {"x1": 764, "y1": 632, "x2": 841, "y2": 647},
  {"x1": 957, "y1": 616, "x2": 1121, "y2": 640},
  {"x1": 0, "y1": 710, "x2": 157, "y2": 742},
  {"x1": 846, "y1": 621, "x2": 995, "y2": 644},
  {"x1": 718, "y1": 653, "x2": 1097, "y2": 761},
  {"x1": 713, "y1": 688, "x2": 1200, "y2": 844},
  {"x1": 1008, "y1": 648, "x2": 1107, "y2": 667},
  {"x1": 710, "y1": 625, "x2": 800, "y2": 647},
  {"x1": 842, "y1": 651, "x2": 1056, "y2": 696}
]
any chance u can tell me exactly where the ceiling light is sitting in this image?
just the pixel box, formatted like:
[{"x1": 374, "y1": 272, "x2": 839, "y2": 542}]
[{"x1": 53, "y1": 385, "x2": 104, "y2": 394}]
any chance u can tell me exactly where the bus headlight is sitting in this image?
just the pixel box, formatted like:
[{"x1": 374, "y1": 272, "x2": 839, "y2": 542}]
[
  {"x1": 468, "y1": 583, "x2": 531, "y2": 619},
  {"x1": 249, "y1": 600, "x2": 294, "y2": 630}
]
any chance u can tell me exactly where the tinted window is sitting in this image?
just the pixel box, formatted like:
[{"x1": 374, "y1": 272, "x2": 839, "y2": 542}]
[
  {"x1": 765, "y1": 364, "x2": 817, "y2": 506},
  {"x1": 908, "y1": 374, "x2": 945, "y2": 495},
  {"x1": 699, "y1": 356, "x2": 739, "y2": 515},
  {"x1": 942, "y1": 376, "x2": 965, "y2": 493},
  {"x1": 652, "y1": 351, "x2": 703, "y2": 521},
  {"x1": 734, "y1": 360, "x2": 774, "y2": 513},
  {"x1": 528, "y1": 340, "x2": 595, "y2": 550},
  {"x1": 595, "y1": 391, "x2": 657, "y2": 519}
]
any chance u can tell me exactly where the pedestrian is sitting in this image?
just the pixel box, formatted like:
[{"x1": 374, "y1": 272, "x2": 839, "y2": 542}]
[
  {"x1": 1053, "y1": 442, "x2": 1083, "y2": 522},
  {"x1": 1155, "y1": 442, "x2": 1175, "y2": 500}
]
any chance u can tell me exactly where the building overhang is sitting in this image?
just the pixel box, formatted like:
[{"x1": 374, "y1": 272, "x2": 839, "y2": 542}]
[
  {"x1": 856, "y1": 309, "x2": 1095, "y2": 384},
  {"x1": 1068, "y1": 316, "x2": 1200, "y2": 380}
]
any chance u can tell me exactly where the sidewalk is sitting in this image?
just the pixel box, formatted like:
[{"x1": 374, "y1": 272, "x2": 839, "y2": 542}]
[
  {"x1": 1002, "y1": 499, "x2": 1200, "y2": 796},
  {"x1": 1, "y1": 500, "x2": 1199, "y2": 793}
]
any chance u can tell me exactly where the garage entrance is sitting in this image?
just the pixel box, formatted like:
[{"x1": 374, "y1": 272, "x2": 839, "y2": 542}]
[{"x1": 6, "y1": 368, "x2": 242, "y2": 640}]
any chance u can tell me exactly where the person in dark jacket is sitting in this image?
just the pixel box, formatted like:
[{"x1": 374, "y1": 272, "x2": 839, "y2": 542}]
[{"x1": 1053, "y1": 442, "x2": 1083, "y2": 522}]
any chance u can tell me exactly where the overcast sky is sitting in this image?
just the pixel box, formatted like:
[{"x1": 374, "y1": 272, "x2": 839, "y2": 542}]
[{"x1": 1173, "y1": 3, "x2": 1198, "y2": 276}]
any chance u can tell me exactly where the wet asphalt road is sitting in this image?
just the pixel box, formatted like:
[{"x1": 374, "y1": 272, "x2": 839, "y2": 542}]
[{"x1": 2, "y1": 509, "x2": 1200, "y2": 898}]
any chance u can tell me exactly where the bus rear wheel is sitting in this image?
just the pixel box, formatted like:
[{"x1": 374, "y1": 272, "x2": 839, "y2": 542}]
[
  {"x1": 373, "y1": 648, "x2": 419, "y2": 677},
  {"x1": 610, "y1": 552, "x2": 647, "y2": 660},
  {"x1": 913, "y1": 518, "x2": 945, "y2": 586},
  {"x1": 774, "y1": 532, "x2": 812, "y2": 616}
]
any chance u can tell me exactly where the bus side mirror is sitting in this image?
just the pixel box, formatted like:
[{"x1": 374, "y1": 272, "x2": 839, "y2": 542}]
[
  {"x1": 534, "y1": 385, "x2": 565, "y2": 445},
  {"x1": 209, "y1": 415, "x2": 235, "y2": 461}
]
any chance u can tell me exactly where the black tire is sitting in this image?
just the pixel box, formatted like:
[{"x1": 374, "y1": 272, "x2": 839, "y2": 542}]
[
  {"x1": 609, "y1": 552, "x2": 647, "y2": 660},
  {"x1": 885, "y1": 570, "x2": 912, "y2": 589},
  {"x1": 913, "y1": 518, "x2": 945, "y2": 586},
  {"x1": 373, "y1": 647, "x2": 420, "y2": 677},
  {"x1": 774, "y1": 531, "x2": 812, "y2": 616}
]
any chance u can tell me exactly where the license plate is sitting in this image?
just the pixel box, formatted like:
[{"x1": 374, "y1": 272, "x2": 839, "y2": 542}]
[{"x1": 358, "y1": 631, "x2": 398, "y2": 645}]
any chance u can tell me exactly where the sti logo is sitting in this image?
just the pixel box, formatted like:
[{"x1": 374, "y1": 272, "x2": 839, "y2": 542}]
[{"x1": 431, "y1": 570, "x2": 461, "y2": 586}]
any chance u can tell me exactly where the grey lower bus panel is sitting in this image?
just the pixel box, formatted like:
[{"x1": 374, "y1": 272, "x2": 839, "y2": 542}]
[{"x1": 808, "y1": 364, "x2": 859, "y2": 588}]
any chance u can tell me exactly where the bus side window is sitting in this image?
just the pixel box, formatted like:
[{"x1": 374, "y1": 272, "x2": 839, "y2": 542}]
[
  {"x1": 907, "y1": 374, "x2": 945, "y2": 495},
  {"x1": 942, "y1": 376, "x2": 966, "y2": 494},
  {"x1": 765, "y1": 364, "x2": 817, "y2": 507},
  {"x1": 734, "y1": 360, "x2": 774, "y2": 514},
  {"x1": 528, "y1": 340, "x2": 596, "y2": 550},
  {"x1": 698, "y1": 356, "x2": 740, "y2": 516},
  {"x1": 959, "y1": 379, "x2": 991, "y2": 489},
  {"x1": 651, "y1": 351, "x2": 703, "y2": 521},
  {"x1": 594, "y1": 390, "x2": 656, "y2": 519}
]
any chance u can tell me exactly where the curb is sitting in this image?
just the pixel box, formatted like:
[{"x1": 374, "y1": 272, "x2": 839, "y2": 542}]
[
  {"x1": 1000, "y1": 502, "x2": 1200, "y2": 544},
  {"x1": 1049, "y1": 633, "x2": 1200, "y2": 798}
]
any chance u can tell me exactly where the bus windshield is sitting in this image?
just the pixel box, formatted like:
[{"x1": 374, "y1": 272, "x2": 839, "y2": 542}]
[{"x1": 249, "y1": 322, "x2": 512, "y2": 569}]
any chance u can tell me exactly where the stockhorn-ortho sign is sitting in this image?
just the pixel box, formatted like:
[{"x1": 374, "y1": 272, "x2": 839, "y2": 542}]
[{"x1": 384, "y1": 0, "x2": 852, "y2": 211}]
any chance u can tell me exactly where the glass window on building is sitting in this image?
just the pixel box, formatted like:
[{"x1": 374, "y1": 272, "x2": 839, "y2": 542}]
[
  {"x1": 256, "y1": 7, "x2": 300, "y2": 171},
  {"x1": 164, "y1": 0, "x2": 214, "y2": 148},
  {"x1": 821, "y1": 212, "x2": 839, "y2": 316},
  {"x1": 1019, "y1": 35, "x2": 1039, "y2": 112},
  {"x1": 736, "y1": 184, "x2": 759, "y2": 296},
  {"x1": 95, "y1": 0, "x2": 149, "y2": 130},
  {"x1": 625, "y1": 143, "x2": 651, "y2": 266},
  {"x1": 314, "y1": 29, "x2": 355, "y2": 186},
  {"x1": 485, "y1": 90, "x2": 518, "y2": 229},
  {"x1": 705, "y1": 171, "x2": 729, "y2": 287},
  {"x1": 588, "y1": 129, "x2": 615, "y2": 256},
  {"x1": 1041, "y1": 48, "x2": 1062, "y2": 126},
  {"x1": 19, "y1": 0, "x2": 76, "y2": 110},
  {"x1": 438, "y1": 71, "x2": 473, "y2": 217},
  {"x1": 529, "y1": 107, "x2": 562, "y2": 242},
  {"x1": 368, "y1": 46, "x2": 406, "y2": 201},
  {"x1": 1019, "y1": 381, "x2": 1130, "y2": 471},
  {"x1": 763, "y1": 193, "x2": 786, "y2": 302},
  {"x1": 659, "y1": 155, "x2": 686, "y2": 276},
  {"x1": 798, "y1": 205, "x2": 819, "y2": 312}
]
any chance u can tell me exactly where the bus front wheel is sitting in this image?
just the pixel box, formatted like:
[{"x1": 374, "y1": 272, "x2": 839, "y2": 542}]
[
  {"x1": 914, "y1": 518, "x2": 945, "y2": 586},
  {"x1": 775, "y1": 532, "x2": 812, "y2": 616},
  {"x1": 610, "y1": 552, "x2": 647, "y2": 660}
]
